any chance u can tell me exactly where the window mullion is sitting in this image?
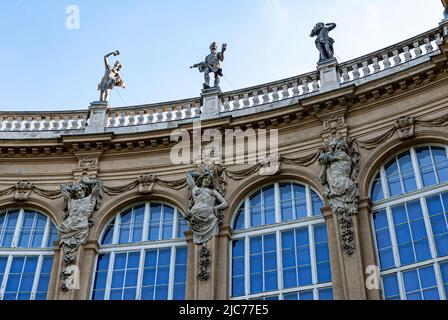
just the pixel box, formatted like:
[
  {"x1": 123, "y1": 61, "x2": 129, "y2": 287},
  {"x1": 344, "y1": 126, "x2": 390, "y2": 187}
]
[
  {"x1": 291, "y1": 183, "x2": 297, "y2": 220},
  {"x1": 172, "y1": 208, "x2": 179, "y2": 240},
  {"x1": 168, "y1": 246, "x2": 176, "y2": 300},
  {"x1": 404, "y1": 205, "x2": 419, "y2": 264},
  {"x1": 410, "y1": 147, "x2": 424, "y2": 190},
  {"x1": 386, "y1": 207, "x2": 400, "y2": 268},
  {"x1": 309, "y1": 226, "x2": 318, "y2": 286},
  {"x1": 153, "y1": 250, "x2": 160, "y2": 300},
  {"x1": 244, "y1": 197, "x2": 251, "y2": 229},
  {"x1": 30, "y1": 255, "x2": 44, "y2": 300},
  {"x1": 305, "y1": 185, "x2": 312, "y2": 218},
  {"x1": 429, "y1": 147, "x2": 440, "y2": 185},
  {"x1": 41, "y1": 218, "x2": 51, "y2": 248},
  {"x1": 380, "y1": 166, "x2": 390, "y2": 200},
  {"x1": 12, "y1": 209, "x2": 25, "y2": 248},
  {"x1": 104, "y1": 252, "x2": 115, "y2": 300},
  {"x1": 434, "y1": 262, "x2": 447, "y2": 300},
  {"x1": 143, "y1": 203, "x2": 150, "y2": 242},
  {"x1": 397, "y1": 271, "x2": 406, "y2": 300},
  {"x1": 420, "y1": 197, "x2": 437, "y2": 260},
  {"x1": 136, "y1": 249, "x2": 145, "y2": 300},
  {"x1": 112, "y1": 215, "x2": 120, "y2": 245},
  {"x1": 28, "y1": 212, "x2": 38, "y2": 248},
  {"x1": 276, "y1": 230, "x2": 283, "y2": 292},
  {"x1": 245, "y1": 237, "x2": 250, "y2": 296},
  {"x1": 274, "y1": 183, "x2": 281, "y2": 224},
  {"x1": 159, "y1": 205, "x2": 164, "y2": 241},
  {"x1": 129, "y1": 206, "x2": 135, "y2": 244}
]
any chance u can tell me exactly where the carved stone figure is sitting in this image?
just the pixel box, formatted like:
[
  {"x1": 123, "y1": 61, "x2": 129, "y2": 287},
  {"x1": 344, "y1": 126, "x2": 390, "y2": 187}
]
[
  {"x1": 319, "y1": 135, "x2": 359, "y2": 255},
  {"x1": 58, "y1": 176, "x2": 102, "y2": 290},
  {"x1": 98, "y1": 51, "x2": 126, "y2": 102},
  {"x1": 310, "y1": 22, "x2": 337, "y2": 63},
  {"x1": 186, "y1": 167, "x2": 228, "y2": 245},
  {"x1": 14, "y1": 181, "x2": 33, "y2": 201},
  {"x1": 191, "y1": 42, "x2": 227, "y2": 90}
]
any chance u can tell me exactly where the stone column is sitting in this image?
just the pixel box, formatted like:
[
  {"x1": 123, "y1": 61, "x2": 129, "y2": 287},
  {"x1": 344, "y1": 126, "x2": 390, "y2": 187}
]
[
  {"x1": 317, "y1": 58, "x2": 340, "y2": 92},
  {"x1": 85, "y1": 101, "x2": 109, "y2": 134},
  {"x1": 77, "y1": 240, "x2": 100, "y2": 300},
  {"x1": 358, "y1": 198, "x2": 382, "y2": 300},
  {"x1": 50, "y1": 240, "x2": 100, "y2": 300},
  {"x1": 322, "y1": 206, "x2": 367, "y2": 300},
  {"x1": 185, "y1": 226, "x2": 232, "y2": 300}
]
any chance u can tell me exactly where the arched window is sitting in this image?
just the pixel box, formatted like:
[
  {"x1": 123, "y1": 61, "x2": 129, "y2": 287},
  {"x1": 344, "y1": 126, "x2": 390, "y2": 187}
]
[
  {"x1": 0, "y1": 208, "x2": 58, "y2": 300},
  {"x1": 370, "y1": 145, "x2": 448, "y2": 300},
  {"x1": 230, "y1": 182, "x2": 332, "y2": 300},
  {"x1": 91, "y1": 202, "x2": 189, "y2": 300}
]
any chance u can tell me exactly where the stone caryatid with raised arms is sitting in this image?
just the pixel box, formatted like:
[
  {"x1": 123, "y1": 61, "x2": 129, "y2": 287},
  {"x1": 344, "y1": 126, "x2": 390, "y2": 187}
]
[
  {"x1": 191, "y1": 42, "x2": 227, "y2": 91},
  {"x1": 310, "y1": 22, "x2": 337, "y2": 63},
  {"x1": 97, "y1": 51, "x2": 126, "y2": 102},
  {"x1": 319, "y1": 135, "x2": 359, "y2": 255},
  {"x1": 58, "y1": 176, "x2": 102, "y2": 290},
  {"x1": 186, "y1": 167, "x2": 228, "y2": 245}
]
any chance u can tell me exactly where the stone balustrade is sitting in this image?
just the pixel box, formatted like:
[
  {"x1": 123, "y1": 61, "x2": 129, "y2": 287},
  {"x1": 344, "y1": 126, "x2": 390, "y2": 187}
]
[
  {"x1": 0, "y1": 111, "x2": 88, "y2": 132},
  {"x1": 1, "y1": 22, "x2": 447, "y2": 138},
  {"x1": 220, "y1": 71, "x2": 320, "y2": 112},
  {"x1": 105, "y1": 97, "x2": 201, "y2": 128},
  {"x1": 338, "y1": 25, "x2": 445, "y2": 83}
]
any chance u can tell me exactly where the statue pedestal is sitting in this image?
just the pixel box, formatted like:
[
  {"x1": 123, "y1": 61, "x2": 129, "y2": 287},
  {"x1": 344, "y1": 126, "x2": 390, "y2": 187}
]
[
  {"x1": 317, "y1": 58, "x2": 340, "y2": 92},
  {"x1": 200, "y1": 88, "x2": 222, "y2": 120},
  {"x1": 85, "y1": 101, "x2": 109, "y2": 134}
]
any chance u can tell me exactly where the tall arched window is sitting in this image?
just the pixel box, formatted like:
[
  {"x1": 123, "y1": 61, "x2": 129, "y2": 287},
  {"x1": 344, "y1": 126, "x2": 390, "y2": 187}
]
[
  {"x1": 0, "y1": 208, "x2": 58, "y2": 300},
  {"x1": 91, "y1": 202, "x2": 189, "y2": 300},
  {"x1": 230, "y1": 182, "x2": 333, "y2": 300},
  {"x1": 370, "y1": 145, "x2": 448, "y2": 300}
]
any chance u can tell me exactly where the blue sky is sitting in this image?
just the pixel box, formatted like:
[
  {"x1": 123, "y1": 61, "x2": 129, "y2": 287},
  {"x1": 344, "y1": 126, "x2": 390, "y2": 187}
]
[{"x1": 0, "y1": 0, "x2": 444, "y2": 111}]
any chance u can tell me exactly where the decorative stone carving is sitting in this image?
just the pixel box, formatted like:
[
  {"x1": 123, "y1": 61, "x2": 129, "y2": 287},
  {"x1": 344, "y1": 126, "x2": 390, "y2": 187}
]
[
  {"x1": 198, "y1": 246, "x2": 211, "y2": 282},
  {"x1": 98, "y1": 51, "x2": 126, "y2": 102},
  {"x1": 323, "y1": 116, "x2": 346, "y2": 133},
  {"x1": 310, "y1": 22, "x2": 337, "y2": 63},
  {"x1": 14, "y1": 181, "x2": 33, "y2": 201},
  {"x1": 319, "y1": 135, "x2": 359, "y2": 255},
  {"x1": 395, "y1": 116, "x2": 415, "y2": 140},
  {"x1": 137, "y1": 173, "x2": 156, "y2": 194},
  {"x1": 58, "y1": 176, "x2": 102, "y2": 291},
  {"x1": 78, "y1": 157, "x2": 98, "y2": 170},
  {"x1": 191, "y1": 42, "x2": 227, "y2": 91},
  {"x1": 186, "y1": 164, "x2": 229, "y2": 245}
]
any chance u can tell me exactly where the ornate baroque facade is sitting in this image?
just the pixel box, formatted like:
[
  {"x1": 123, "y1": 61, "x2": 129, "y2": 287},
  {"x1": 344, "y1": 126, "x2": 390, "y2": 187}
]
[{"x1": 1, "y1": 18, "x2": 448, "y2": 301}]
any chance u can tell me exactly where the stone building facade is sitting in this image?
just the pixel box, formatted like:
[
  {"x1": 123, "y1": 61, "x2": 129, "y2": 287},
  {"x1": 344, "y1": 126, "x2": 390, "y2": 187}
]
[{"x1": 1, "y1": 17, "x2": 448, "y2": 301}]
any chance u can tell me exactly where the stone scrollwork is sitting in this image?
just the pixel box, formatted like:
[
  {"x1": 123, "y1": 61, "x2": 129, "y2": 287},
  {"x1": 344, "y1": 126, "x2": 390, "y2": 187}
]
[
  {"x1": 198, "y1": 246, "x2": 211, "y2": 282},
  {"x1": 58, "y1": 176, "x2": 102, "y2": 291},
  {"x1": 319, "y1": 134, "x2": 359, "y2": 256}
]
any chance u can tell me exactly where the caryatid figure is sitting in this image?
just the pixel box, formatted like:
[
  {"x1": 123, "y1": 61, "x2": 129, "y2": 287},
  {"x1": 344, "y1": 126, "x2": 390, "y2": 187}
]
[
  {"x1": 98, "y1": 51, "x2": 126, "y2": 102},
  {"x1": 191, "y1": 42, "x2": 227, "y2": 90},
  {"x1": 310, "y1": 22, "x2": 337, "y2": 63}
]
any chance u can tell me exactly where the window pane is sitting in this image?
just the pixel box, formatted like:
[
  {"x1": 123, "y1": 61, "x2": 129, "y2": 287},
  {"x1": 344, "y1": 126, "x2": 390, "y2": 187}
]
[
  {"x1": 318, "y1": 288, "x2": 333, "y2": 300},
  {"x1": 416, "y1": 147, "x2": 437, "y2": 187},
  {"x1": 432, "y1": 147, "x2": 448, "y2": 183},
  {"x1": 233, "y1": 207, "x2": 245, "y2": 230},
  {"x1": 397, "y1": 152, "x2": 417, "y2": 193},
  {"x1": 383, "y1": 274, "x2": 400, "y2": 300},
  {"x1": 250, "y1": 192, "x2": 262, "y2": 228},
  {"x1": 385, "y1": 158, "x2": 402, "y2": 197},
  {"x1": 263, "y1": 187, "x2": 276, "y2": 225},
  {"x1": 294, "y1": 185, "x2": 307, "y2": 219},
  {"x1": 311, "y1": 191, "x2": 323, "y2": 216},
  {"x1": 280, "y1": 183, "x2": 294, "y2": 222},
  {"x1": 371, "y1": 173, "x2": 384, "y2": 202}
]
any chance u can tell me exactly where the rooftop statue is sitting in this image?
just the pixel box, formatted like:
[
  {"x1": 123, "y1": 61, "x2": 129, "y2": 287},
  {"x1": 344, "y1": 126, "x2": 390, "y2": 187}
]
[
  {"x1": 191, "y1": 42, "x2": 227, "y2": 91},
  {"x1": 310, "y1": 22, "x2": 337, "y2": 64},
  {"x1": 98, "y1": 51, "x2": 126, "y2": 102}
]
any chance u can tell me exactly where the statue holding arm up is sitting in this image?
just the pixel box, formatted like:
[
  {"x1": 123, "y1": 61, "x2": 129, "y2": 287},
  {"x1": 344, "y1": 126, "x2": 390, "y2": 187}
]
[
  {"x1": 98, "y1": 51, "x2": 126, "y2": 102},
  {"x1": 310, "y1": 22, "x2": 337, "y2": 63},
  {"x1": 191, "y1": 42, "x2": 227, "y2": 90}
]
